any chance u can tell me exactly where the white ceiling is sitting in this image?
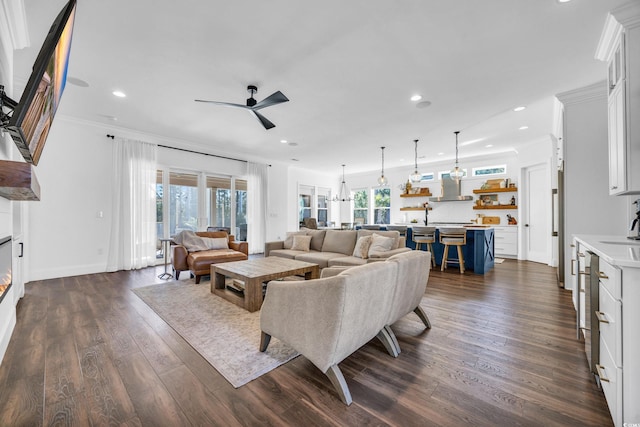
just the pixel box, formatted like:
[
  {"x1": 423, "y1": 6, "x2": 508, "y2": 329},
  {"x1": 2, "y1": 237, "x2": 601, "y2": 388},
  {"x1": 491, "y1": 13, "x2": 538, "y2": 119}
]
[{"x1": 13, "y1": 0, "x2": 626, "y2": 175}]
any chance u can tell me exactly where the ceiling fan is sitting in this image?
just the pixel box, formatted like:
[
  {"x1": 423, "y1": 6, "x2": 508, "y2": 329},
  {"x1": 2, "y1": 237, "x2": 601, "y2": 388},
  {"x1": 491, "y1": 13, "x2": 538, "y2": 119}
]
[{"x1": 195, "y1": 85, "x2": 289, "y2": 130}]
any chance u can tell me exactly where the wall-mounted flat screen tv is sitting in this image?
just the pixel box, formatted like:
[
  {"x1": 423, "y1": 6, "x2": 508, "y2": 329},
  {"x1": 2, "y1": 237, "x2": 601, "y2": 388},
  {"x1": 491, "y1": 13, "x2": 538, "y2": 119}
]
[{"x1": 6, "y1": 0, "x2": 76, "y2": 166}]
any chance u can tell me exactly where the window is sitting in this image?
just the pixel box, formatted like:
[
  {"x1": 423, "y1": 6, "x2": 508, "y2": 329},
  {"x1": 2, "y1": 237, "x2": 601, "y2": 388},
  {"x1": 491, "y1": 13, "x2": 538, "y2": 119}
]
[
  {"x1": 235, "y1": 179, "x2": 247, "y2": 241},
  {"x1": 169, "y1": 172, "x2": 199, "y2": 236},
  {"x1": 299, "y1": 186, "x2": 314, "y2": 228},
  {"x1": 472, "y1": 165, "x2": 507, "y2": 177},
  {"x1": 317, "y1": 187, "x2": 330, "y2": 226},
  {"x1": 156, "y1": 170, "x2": 164, "y2": 258},
  {"x1": 373, "y1": 187, "x2": 390, "y2": 224},
  {"x1": 206, "y1": 176, "x2": 232, "y2": 228},
  {"x1": 353, "y1": 189, "x2": 368, "y2": 225}
]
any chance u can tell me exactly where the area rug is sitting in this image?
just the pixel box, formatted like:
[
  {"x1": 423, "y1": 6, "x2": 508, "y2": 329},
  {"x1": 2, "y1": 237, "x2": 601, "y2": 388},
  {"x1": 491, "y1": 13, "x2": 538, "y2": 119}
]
[{"x1": 132, "y1": 281, "x2": 299, "y2": 388}]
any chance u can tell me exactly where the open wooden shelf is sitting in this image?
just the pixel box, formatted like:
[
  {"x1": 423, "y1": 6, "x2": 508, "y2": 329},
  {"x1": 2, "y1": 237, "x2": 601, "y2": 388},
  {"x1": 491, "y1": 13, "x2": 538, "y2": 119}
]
[
  {"x1": 473, "y1": 205, "x2": 518, "y2": 210},
  {"x1": 400, "y1": 193, "x2": 432, "y2": 197},
  {"x1": 473, "y1": 187, "x2": 518, "y2": 194},
  {"x1": 400, "y1": 207, "x2": 433, "y2": 211}
]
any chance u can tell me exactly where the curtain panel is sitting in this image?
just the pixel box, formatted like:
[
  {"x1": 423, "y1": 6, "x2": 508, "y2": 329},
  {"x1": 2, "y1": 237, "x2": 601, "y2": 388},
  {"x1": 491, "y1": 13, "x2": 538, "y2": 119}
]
[
  {"x1": 107, "y1": 139, "x2": 158, "y2": 271},
  {"x1": 247, "y1": 162, "x2": 268, "y2": 254}
]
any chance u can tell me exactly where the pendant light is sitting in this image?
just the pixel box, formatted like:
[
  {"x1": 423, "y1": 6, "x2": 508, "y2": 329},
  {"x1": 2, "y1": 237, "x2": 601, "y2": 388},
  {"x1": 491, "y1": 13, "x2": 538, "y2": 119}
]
[
  {"x1": 409, "y1": 139, "x2": 422, "y2": 183},
  {"x1": 333, "y1": 164, "x2": 353, "y2": 202},
  {"x1": 450, "y1": 131, "x2": 464, "y2": 181},
  {"x1": 377, "y1": 146, "x2": 388, "y2": 186}
]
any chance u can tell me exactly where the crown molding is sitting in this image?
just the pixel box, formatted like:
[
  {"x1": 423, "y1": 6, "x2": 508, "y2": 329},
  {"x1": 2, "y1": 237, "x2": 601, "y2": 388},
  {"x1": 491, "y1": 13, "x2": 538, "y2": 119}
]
[
  {"x1": 0, "y1": 0, "x2": 30, "y2": 50},
  {"x1": 611, "y1": 1, "x2": 640, "y2": 29},
  {"x1": 555, "y1": 81, "x2": 606, "y2": 107},
  {"x1": 595, "y1": 13, "x2": 623, "y2": 62}
]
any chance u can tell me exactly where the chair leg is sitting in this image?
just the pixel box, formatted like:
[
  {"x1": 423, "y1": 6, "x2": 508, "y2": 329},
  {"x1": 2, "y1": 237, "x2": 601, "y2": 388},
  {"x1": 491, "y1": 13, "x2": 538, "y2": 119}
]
[
  {"x1": 174, "y1": 269, "x2": 181, "y2": 280},
  {"x1": 414, "y1": 306, "x2": 432, "y2": 329},
  {"x1": 325, "y1": 364, "x2": 353, "y2": 406},
  {"x1": 376, "y1": 327, "x2": 400, "y2": 357},
  {"x1": 428, "y1": 242, "x2": 436, "y2": 267},
  {"x1": 457, "y1": 245, "x2": 465, "y2": 274},
  {"x1": 441, "y1": 244, "x2": 448, "y2": 271},
  {"x1": 259, "y1": 332, "x2": 271, "y2": 352}
]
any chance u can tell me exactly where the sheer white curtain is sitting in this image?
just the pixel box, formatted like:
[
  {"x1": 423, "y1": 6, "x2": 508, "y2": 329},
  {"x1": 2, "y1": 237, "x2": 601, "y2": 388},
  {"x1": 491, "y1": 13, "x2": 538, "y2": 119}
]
[
  {"x1": 247, "y1": 162, "x2": 268, "y2": 254},
  {"x1": 107, "y1": 138, "x2": 158, "y2": 271}
]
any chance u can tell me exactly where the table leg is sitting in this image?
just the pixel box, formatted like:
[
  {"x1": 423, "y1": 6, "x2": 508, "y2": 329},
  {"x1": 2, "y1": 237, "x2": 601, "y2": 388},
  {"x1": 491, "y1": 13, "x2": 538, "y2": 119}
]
[
  {"x1": 213, "y1": 271, "x2": 226, "y2": 293},
  {"x1": 244, "y1": 278, "x2": 263, "y2": 312}
]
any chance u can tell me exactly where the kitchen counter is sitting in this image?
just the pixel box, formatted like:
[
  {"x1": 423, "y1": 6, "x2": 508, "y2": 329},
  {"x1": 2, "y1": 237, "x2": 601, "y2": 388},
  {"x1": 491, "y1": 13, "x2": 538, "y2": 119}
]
[{"x1": 573, "y1": 234, "x2": 640, "y2": 268}]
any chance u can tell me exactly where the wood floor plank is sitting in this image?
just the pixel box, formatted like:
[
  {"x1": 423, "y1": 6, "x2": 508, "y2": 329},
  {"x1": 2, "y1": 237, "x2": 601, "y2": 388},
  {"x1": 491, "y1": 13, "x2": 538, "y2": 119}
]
[{"x1": 0, "y1": 259, "x2": 615, "y2": 426}]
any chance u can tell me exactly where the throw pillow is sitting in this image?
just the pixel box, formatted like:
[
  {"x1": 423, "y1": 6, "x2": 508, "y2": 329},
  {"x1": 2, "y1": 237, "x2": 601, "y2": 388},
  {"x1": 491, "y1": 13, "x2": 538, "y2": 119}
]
[
  {"x1": 284, "y1": 231, "x2": 307, "y2": 249},
  {"x1": 202, "y1": 237, "x2": 229, "y2": 250},
  {"x1": 352, "y1": 235, "x2": 372, "y2": 259},
  {"x1": 368, "y1": 233, "x2": 395, "y2": 256},
  {"x1": 290, "y1": 235, "x2": 312, "y2": 252}
]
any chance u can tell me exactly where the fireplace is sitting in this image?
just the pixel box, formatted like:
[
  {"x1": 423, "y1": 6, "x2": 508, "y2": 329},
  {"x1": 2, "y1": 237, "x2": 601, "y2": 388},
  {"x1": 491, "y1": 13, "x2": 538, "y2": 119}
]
[{"x1": 0, "y1": 236, "x2": 11, "y2": 304}]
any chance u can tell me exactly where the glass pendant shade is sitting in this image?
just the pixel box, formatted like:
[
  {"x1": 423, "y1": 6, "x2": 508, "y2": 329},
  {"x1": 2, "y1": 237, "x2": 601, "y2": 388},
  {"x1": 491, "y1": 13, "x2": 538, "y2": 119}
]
[
  {"x1": 377, "y1": 146, "x2": 388, "y2": 186},
  {"x1": 409, "y1": 139, "x2": 421, "y2": 183},
  {"x1": 450, "y1": 131, "x2": 464, "y2": 180},
  {"x1": 333, "y1": 164, "x2": 352, "y2": 202}
]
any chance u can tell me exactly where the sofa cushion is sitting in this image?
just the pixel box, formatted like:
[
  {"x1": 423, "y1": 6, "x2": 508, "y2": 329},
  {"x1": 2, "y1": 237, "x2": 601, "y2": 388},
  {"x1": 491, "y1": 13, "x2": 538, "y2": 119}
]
[
  {"x1": 306, "y1": 229, "x2": 327, "y2": 251},
  {"x1": 357, "y1": 229, "x2": 401, "y2": 249},
  {"x1": 321, "y1": 230, "x2": 357, "y2": 255},
  {"x1": 368, "y1": 233, "x2": 395, "y2": 256},
  {"x1": 187, "y1": 249, "x2": 248, "y2": 272},
  {"x1": 352, "y1": 235, "x2": 372, "y2": 259},
  {"x1": 202, "y1": 237, "x2": 229, "y2": 250},
  {"x1": 291, "y1": 235, "x2": 312, "y2": 251},
  {"x1": 294, "y1": 251, "x2": 346, "y2": 269},
  {"x1": 269, "y1": 249, "x2": 308, "y2": 260},
  {"x1": 284, "y1": 231, "x2": 308, "y2": 249}
]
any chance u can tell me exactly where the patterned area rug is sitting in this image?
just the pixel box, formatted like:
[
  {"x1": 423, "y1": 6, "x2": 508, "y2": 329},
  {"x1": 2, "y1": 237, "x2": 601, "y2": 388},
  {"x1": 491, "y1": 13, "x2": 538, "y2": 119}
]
[{"x1": 132, "y1": 281, "x2": 299, "y2": 388}]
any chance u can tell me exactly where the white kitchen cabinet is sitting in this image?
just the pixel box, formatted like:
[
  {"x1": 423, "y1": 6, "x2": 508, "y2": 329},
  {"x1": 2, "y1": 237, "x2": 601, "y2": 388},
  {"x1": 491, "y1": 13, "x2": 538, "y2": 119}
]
[
  {"x1": 597, "y1": 2, "x2": 640, "y2": 195},
  {"x1": 574, "y1": 235, "x2": 640, "y2": 427},
  {"x1": 494, "y1": 226, "x2": 517, "y2": 258}
]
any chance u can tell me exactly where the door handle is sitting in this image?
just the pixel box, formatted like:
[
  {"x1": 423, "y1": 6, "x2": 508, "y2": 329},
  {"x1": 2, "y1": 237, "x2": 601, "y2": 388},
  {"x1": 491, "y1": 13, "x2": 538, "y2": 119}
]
[{"x1": 19, "y1": 242, "x2": 24, "y2": 258}]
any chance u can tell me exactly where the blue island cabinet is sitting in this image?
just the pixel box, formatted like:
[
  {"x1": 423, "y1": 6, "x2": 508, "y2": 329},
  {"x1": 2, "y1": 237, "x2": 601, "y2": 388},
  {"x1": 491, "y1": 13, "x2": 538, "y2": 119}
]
[{"x1": 405, "y1": 227, "x2": 495, "y2": 274}]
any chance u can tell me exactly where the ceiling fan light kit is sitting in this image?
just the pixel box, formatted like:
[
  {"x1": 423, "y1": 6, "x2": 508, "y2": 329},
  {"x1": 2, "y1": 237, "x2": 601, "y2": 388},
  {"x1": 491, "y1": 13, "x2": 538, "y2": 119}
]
[{"x1": 195, "y1": 85, "x2": 289, "y2": 130}]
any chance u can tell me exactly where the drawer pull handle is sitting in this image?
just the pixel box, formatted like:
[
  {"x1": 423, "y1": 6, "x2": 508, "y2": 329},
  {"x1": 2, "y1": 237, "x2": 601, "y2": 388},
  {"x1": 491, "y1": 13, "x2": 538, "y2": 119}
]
[
  {"x1": 596, "y1": 364, "x2": 610, "y2": 382},
  {"x1": 595, "y1": 311, "x2": 609, "y2": 324},
  {"x1": 597, "y1": 271, "x2": 609, "y2": 279}
]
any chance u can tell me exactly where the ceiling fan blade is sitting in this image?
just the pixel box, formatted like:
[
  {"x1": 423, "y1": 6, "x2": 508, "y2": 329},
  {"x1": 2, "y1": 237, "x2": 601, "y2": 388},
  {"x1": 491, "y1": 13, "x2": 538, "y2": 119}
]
[
  {"x1": 251, "y1": 110, "x2": 276, "y2": 129},
  {"x1": 252, "y1": 91, "x2": 289, "y2": 110},
  {"x1": 195, "y1": 99, "x2": 248, "y2": 110}
]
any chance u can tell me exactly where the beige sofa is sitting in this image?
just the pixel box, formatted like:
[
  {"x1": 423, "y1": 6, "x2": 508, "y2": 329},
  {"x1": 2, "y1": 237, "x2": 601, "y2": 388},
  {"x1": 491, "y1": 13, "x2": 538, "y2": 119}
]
[
  {"x1": 259, "y1": 250, "x2": 431, "y2": 405},
  {"x1": 264, "y1": 229, "x2": 410, "y2": 268}
]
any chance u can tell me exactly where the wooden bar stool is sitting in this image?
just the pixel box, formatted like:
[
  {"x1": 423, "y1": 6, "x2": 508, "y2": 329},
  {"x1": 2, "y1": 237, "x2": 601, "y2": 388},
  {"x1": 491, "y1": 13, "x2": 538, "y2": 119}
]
[
  {"x1": 411, "y1": 226, "x2": 436, "y2": 268},
  {"x1": 439, "y1": 228, "x2": 466, "y2": 273}
]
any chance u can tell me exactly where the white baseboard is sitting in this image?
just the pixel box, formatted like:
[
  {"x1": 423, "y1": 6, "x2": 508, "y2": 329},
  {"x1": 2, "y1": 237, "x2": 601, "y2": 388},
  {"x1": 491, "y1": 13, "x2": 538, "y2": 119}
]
[{"x1": 28, "y1": 263, "x2": 107, "y2": 282}]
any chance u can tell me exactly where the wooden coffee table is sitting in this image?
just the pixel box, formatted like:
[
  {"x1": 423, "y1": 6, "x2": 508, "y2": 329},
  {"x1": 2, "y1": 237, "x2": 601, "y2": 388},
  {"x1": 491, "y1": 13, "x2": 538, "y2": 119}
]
[{"x1": 211, "y1": 257, "x2": 320, "y2": 312}]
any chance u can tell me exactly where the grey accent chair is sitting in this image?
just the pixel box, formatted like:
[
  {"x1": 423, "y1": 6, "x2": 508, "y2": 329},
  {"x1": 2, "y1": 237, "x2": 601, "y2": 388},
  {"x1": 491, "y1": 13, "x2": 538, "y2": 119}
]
[{"x1": 259, "y1": 261, "x2": 399, "y2": 405}]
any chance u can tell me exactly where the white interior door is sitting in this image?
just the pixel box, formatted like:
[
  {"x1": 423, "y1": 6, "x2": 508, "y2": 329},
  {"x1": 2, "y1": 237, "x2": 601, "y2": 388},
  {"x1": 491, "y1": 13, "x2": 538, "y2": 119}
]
[{"x1": 523, "y1": 163, "x2": 550, "y2": 264}]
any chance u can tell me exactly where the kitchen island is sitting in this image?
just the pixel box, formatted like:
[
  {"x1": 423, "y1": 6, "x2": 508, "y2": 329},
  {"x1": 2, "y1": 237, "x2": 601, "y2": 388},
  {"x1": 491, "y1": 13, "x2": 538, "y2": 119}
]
[{"x1": 405, "y1": 224, "x2": 495, "y2": 274}]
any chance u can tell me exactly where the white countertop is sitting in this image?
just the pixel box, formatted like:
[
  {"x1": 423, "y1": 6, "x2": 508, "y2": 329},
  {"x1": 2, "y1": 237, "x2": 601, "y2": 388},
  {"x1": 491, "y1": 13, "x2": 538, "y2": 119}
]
[{"x1": 574, "y1": 234, "x2": 640, "y2": 268}]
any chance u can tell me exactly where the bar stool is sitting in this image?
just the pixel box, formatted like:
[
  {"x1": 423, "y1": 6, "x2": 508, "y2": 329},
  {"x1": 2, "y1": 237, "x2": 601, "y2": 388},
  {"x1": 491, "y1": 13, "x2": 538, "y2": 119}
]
[
  {"x1": 439, "y1": 228, "x2": 466, "y2": 273},
  {"x1": 411, "y1": 226, "x2": 436, "y2": 268},
  {"x1": 386, "y1": 225, "x2": 407, "y2": 237}
]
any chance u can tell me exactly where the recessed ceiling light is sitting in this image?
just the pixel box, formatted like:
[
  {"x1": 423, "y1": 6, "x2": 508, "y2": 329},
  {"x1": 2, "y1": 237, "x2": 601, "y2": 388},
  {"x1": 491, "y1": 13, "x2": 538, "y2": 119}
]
[
  {"x1": 416, "y1": 101, "x2": 432, "y2": 109},
  {"x1": 486, "y1": 144, "x2": 493, "y2": 148},
  {"x1": 519, "y1": 126, "x2": 529, "y2": 130},
  {"x1": 288, "y1": 142, "x2": 298, "y2": 147},
  {"x1": 438, "y1": 152, "x2": 444, "y2": 156},
  {"x1": 558, "y1": 0, "x2": 571, "y2": 3},
  {"x1": 67, "y1": 76, "x2": 89, "y2": 87},
  {"x1": 112, "y1": 90, "x2": 126, "y2": 98},
  {"x1": 513, "y1": 106, "x2": 526, "y2": 112},
  {"x1": 410, "y1": 94, "x2": 422, "y2": 102},
  {"x1": 280, "y1": 139, "x2": 288, "y2": 144}
]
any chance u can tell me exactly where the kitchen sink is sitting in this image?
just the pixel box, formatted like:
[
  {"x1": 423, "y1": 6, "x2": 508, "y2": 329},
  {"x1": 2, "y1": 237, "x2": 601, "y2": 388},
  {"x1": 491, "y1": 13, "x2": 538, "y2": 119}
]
[{"x1": 599, "y1": 240, "x2": 640, "y2": 245}]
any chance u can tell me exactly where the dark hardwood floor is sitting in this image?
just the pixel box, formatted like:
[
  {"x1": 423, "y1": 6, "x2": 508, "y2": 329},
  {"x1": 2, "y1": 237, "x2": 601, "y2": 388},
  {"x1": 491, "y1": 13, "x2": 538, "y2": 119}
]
[{"x1": 0, "y1": 259, "x2": 613, "y2": 426}]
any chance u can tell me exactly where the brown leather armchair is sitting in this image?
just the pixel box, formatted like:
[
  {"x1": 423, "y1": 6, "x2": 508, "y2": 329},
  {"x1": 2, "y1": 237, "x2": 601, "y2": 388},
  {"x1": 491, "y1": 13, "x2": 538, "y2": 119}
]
[{"x1": 172, "y1": 231, "x2": 249, "y2": 283}]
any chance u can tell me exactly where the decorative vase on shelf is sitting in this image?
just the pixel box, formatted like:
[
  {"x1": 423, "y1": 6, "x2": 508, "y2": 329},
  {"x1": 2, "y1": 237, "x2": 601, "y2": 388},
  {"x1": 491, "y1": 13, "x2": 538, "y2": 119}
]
[{"x1": 405, "y1": 180, "x2": 412, "y2": 194}]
